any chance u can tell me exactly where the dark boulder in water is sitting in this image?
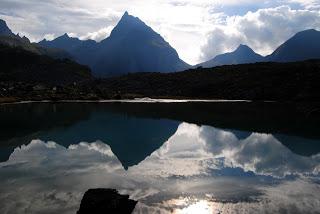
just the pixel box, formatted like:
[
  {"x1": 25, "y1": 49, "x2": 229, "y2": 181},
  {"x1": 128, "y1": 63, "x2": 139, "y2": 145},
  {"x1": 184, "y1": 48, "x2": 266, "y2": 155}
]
[{"x1": 77, "y1": 189, "x2": 137, "y2": 214}]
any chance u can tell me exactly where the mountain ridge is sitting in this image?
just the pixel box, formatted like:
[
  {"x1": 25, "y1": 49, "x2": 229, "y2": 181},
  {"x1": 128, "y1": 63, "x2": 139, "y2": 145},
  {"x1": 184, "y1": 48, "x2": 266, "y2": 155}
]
[
  {"x1": 198, "y1": 44, "x2": 264, "y2": 68},
  {"x1": 199, "y1": 29, "x2": 320, "y2": 68},
  {"x1": 1, "y1": 17, "x2": 320, "y2": 73},
  {"x1": 39, "y1": 33, "x2": 97, "y2": 54},
  {"x1": 38, "y1": 12, "x2": 190, "y2": 77},
  {"x1": 266, "y1": 29, "x2": 320, "y2": 62}
]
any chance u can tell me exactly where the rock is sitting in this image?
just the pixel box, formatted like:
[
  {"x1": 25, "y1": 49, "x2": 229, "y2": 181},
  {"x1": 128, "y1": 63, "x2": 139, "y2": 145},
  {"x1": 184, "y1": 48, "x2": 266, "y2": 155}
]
[{"x1": 77, "y1": 189, "x2": 137, "y2": 214}]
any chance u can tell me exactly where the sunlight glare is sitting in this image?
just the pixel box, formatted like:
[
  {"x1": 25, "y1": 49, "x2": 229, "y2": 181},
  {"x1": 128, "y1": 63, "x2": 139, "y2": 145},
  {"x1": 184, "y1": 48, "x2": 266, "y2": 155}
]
[{"x1": 175, "y1": 200, "x2": 215, "y2": 214}]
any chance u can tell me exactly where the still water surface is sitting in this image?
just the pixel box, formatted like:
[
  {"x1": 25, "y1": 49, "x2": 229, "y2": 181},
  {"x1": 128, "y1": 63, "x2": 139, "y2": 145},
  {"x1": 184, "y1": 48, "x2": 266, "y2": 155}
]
[{"x1": 0, "y1": 102, "x2": 319, "y2": 214}]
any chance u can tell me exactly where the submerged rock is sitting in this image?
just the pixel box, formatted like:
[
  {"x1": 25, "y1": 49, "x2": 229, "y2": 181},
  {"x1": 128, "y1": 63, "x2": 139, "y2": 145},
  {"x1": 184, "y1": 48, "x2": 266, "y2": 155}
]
[{"x1": 77, "y1": 189, "x2": 137, "y2": 214}]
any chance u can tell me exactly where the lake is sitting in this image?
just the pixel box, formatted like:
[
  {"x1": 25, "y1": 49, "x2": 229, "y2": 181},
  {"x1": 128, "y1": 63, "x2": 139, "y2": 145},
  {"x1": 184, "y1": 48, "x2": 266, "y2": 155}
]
[{"x1": 0, "y1": 102, "x2": 319, "y2": 214}]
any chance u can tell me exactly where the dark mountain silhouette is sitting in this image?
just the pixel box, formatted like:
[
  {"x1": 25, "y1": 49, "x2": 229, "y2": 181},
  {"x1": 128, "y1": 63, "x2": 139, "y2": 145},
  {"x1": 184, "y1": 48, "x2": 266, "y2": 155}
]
[
  {"x1": 38, "y1": 12, "x2": 190, "y2": 77},
  {"x1": 267, "y1": 29, "x2": 320, "y2": 62},
  {"x1": 0, "y1": 19, "x2": 14, "y2": 36},
  {"x1": 0, "y1": 43, "x2": 92, "y2": 85},
  {"x1": 198, "y1": 44, "x2": 264, "y2": 68},
  {"x1": 39, "y1": 33, "x2": 84, "y2": 53}
]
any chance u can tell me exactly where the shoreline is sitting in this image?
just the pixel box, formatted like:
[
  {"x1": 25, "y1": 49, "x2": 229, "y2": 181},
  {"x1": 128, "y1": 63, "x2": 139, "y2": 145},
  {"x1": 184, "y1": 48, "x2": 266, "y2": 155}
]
[
  {"x1": 0, "y1": 98, "x2": 256, "y2": 106},
  {"x1": 2, "y1": 99, "x2": 319, "y2": 118}
]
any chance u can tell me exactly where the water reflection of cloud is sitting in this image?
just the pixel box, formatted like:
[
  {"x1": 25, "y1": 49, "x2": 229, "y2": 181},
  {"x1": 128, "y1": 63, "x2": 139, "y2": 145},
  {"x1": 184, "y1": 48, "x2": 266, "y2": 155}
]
[
  {"x1": 130, "y1": 123, "x2": 320, "y2": 178},
  {"x1": 0, "y1": 123, "x2": 320, "y2": 213}
]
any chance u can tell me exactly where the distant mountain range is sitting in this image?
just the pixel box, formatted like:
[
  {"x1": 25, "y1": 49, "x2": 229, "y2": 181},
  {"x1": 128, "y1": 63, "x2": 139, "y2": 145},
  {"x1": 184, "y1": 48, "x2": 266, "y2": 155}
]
[
  {"x1": 198, "y1": 29, "x2": 320, "y2": 68},
  {"x1": 39, "y1": 12, "x2": 190, "y2": 77},
  {"x1": 198, "y1": 44, "x2": 264, "y2": 68},
  {"x1": 1, "y1": 14, "x2": 320, "y2": 77}
]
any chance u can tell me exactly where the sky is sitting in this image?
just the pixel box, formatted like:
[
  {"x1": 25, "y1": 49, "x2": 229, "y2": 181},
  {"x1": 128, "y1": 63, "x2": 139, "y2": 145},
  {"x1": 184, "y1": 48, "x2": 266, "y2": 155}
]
[{"x1": 0, "y1": 0, "x2": 320, "y2": 65}]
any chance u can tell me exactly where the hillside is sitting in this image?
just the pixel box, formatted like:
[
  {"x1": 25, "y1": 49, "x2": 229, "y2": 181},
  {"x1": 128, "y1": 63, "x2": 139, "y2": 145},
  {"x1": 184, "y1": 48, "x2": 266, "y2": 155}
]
[
  {"x1": 91, "y1": 60, "x2": 320, "y2": 101},
  {"x1": 1, "y1": 60, "x2": 320, "y2": 103},
  {"x1": 0, "y1": 43, "x2": 92, "y2": 85}
]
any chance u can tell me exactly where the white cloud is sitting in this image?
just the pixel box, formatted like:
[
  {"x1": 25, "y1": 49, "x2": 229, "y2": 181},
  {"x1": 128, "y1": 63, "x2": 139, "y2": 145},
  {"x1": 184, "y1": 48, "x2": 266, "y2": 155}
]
[
  {"x1": 129, "y1": 123, "x2": 320, "y2": 178},
  {"x1": 79, "y1": 26, "x2": 114, "y2": 41},
  {"x1": 43, "y1": 33, "x2": 55, "y2": 41}
]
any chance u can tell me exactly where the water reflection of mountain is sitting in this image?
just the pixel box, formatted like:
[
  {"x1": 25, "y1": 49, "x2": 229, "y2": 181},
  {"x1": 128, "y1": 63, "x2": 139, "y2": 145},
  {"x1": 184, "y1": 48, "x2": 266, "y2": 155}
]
[
  {"x1": 0, "y1": 123, "x2": 319, "y2": 214},
  {"x1": 0, "y1": 102, "x2": 319, "y2": 165},
  {"x1": 0, "y1": 103, "x2": 91, "y2": 145},
  {"x1": 99, "y1": 102, "x2": 320, "y2": 156},
  {"x1": 0, "y1": 103, "x2": 92, "y2": 161},
  {"x1": 0, "y1": 103, "x2": 179, "y2": 167},
  {"x1": 101, "y1": 102, "x2": 320, "y2": 137},
  {"x1": 42, "y1": 112, "x2": 179, "y2": 168}
]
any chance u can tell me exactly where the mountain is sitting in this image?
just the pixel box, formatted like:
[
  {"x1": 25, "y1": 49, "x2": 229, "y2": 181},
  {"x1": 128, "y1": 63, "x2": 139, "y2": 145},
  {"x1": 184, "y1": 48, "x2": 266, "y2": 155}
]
[
  {"x1": 267, "y1": 29, "x2": 320, "y2": 62},
  {"x1": 0, "y1": 19, "x2": 91, "y2": 85},
  {"x1": 0, "y1": 19, "x2": 14, "y2": 36},
  {"x1": 38, "y1": 12, "x2": 190, "y2": 77},
  {"x1": 198, "y1": 44, "x2": 264, "y2": 68},
  {"x1": 92, "y1": 12, "x2": 190, "y2": 76}
]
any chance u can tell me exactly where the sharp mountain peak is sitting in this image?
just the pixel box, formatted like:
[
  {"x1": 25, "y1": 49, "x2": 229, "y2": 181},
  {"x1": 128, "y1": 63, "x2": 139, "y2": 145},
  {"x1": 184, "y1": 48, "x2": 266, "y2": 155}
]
[
  {"x1": 235, "y1": 44, "x2": 253, "y2": 51},
  {"x1": 62, "y1": 33, "x2": 70, "y2": 38},
  {"x1": 109, "y1": 11, "x2": 150, "y2": 38}
]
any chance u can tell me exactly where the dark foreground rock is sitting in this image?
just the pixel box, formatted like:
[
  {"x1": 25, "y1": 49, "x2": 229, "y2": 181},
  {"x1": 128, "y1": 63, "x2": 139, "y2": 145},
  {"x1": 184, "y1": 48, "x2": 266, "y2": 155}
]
[{"x1": 77, "y1": 189, "x2": 137, "y2": 214}]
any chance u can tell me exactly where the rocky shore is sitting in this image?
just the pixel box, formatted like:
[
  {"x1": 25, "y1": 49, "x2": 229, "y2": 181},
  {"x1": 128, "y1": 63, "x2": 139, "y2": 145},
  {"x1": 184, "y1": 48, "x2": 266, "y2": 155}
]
[{"x1": 77, "y1": 189, "x2": 137, "y2": 214}]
